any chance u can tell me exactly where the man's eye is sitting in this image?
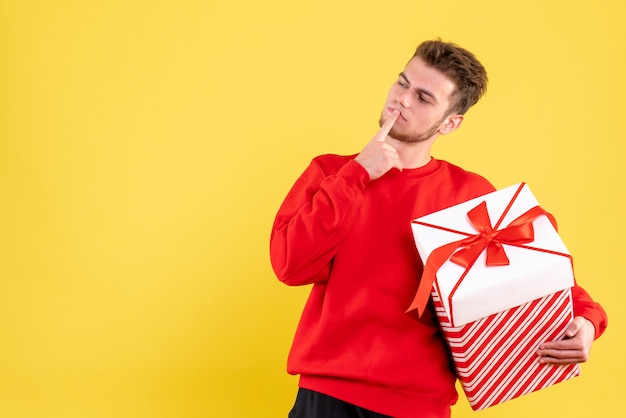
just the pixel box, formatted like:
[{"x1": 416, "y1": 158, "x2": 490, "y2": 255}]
[
  {"x1": 417, "y1": 95, "x2": 429, "y2": 103},
  {"x1": 398, "y1": 81, "x2": 407, "y2": 88}
]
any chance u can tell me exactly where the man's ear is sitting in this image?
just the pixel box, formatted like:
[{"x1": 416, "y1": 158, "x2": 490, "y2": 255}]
[{"x1": 438, "y1": 114, "x2": 464, "y2": 135}]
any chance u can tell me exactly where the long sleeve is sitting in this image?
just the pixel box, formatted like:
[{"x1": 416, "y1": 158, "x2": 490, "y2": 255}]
[
  {"x1": 270, "y1": 156, "x2": 370, "y2": 286},
  {"x1": 572, "y1": 283, "x2": 608, "y2": 339}
]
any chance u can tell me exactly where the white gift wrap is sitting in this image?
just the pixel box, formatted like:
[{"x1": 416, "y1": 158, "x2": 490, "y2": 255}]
[{"x1": 411, "y1": 183, "x2": 575, "y2": 327}]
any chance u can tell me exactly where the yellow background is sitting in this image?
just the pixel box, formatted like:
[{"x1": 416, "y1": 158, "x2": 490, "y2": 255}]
[{"x1": 1, "y1": 1, "x2": 623, "y2": 417}]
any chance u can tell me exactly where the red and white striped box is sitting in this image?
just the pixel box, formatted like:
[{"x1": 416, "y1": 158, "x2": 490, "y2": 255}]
[
  {"x1": 433, "y1": 288, "x2": 579, "y2": 410},
  {"x1": 409, "y1": 183, "x2": 580, "y2": 410}
]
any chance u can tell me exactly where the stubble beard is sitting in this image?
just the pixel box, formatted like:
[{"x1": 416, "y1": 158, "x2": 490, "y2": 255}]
[{"x1": 378, "y1": 113, "x2": 447, "y2": 144}]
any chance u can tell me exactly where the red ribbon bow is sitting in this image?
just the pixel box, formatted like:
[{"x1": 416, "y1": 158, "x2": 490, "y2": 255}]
[
  {"x1": 449, "y1": 201, "x2": 537, "y2": 268},
  {"x1": 407, "y1": 196, "x2": 558, "y2": 318}
]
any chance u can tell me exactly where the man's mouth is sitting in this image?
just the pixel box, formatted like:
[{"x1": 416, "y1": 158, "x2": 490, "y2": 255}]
[{"x1": 389, "y1": 107, "x2": 407, "y2": 121}]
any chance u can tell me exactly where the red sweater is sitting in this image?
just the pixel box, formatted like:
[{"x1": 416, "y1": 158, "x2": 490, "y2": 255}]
[{"x1": 270, "y1": 155, "x2": 607, "y2": 418}]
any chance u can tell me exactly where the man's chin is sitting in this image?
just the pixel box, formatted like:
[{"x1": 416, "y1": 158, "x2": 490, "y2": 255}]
[
  {"x1": 389, "y1": 128, "x2": 411, "y2": 142},
  {"x1": 390, "y1": 128, "x2": 433, "y2": 144}
]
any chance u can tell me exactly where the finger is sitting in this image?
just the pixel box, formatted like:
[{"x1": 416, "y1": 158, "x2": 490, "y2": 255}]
[
  {"x1": 539, "y1": 330, "x2": 586, "y2": 351},
  {"x1": 538, "y1": 354, "x2": 585, "y2": 365},
  {"x1": 564, "y1": 319, "x2": 582, "y2": 338},
  {"x1": 539, "y1": 337, "x2": 583, "y2": 352},
  {"x1": 537, "y1": 346, "x2": 583, "y2": 358},
  {"x1": 540, "y1": 339, "x2": 572, "y2": 350},
  {"x1": 374, "y1": 110, "x2": 400, "y2": 142},
  {"x1": 538, "y1": 345, "x2": 589, "y2": 363}
]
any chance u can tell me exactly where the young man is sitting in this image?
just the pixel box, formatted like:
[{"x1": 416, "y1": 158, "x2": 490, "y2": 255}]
[{"x1": 270, "y1": 40, "x2": 607, "y2": 418}]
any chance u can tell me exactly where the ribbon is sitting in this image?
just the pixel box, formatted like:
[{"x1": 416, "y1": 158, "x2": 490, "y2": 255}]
[{"x1": 407, "y1": 186, "x2": 558, "y2": 318}]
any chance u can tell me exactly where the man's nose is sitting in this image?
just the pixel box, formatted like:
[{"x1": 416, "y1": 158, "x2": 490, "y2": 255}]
[{"x1": 397, "y1": 91, "x2": 411, "y2": 108}]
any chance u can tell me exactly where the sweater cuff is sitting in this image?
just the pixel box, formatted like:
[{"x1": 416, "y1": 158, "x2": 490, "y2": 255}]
[{"x1": 336, "y1": 159, "x2": 370, "y2": 191}]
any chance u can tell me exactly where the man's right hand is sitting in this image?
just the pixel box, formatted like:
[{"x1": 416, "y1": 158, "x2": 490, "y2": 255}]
[{"x1": 354, "y1": 110, "x2": 402, "y2": 181}]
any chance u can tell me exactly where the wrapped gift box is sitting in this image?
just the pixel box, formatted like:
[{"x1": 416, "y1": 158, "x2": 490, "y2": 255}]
[{"x1": 409, "y1": 182, "x2": 580, "y2": 410}]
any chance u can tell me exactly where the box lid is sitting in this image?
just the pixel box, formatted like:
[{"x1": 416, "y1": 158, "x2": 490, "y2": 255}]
[{"x1": 411, "y1": 183, "x2": 574, "y2": 326}]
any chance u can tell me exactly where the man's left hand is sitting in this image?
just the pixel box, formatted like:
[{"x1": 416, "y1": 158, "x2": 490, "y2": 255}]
[{"x1": 536, "y1": 316, "x2": 596, "y2": 365}]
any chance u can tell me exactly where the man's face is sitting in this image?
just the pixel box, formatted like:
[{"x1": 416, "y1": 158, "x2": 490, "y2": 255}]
[{"x1": 380, "y1": 57, "x2": 458, "y2": 143}]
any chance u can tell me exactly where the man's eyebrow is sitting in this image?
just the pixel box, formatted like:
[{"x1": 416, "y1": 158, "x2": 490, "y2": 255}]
[{"x1": 398, "y1": 72, "x2": 439, "y2": 104}]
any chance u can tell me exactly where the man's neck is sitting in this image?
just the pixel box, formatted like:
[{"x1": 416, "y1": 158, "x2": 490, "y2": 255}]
[{"x1": 388, "y1": 137, "x2": 437, "y2": 169}]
